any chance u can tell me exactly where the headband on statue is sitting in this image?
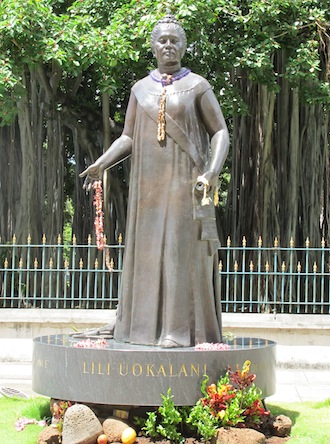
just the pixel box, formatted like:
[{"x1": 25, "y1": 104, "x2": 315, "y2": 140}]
[{"x1": 156, "y1": 13, "x2": 181, "y2": 27}]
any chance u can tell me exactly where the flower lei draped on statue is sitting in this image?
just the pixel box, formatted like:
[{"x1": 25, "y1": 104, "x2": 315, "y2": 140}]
[{"x1": 92, "y1": 180, "x2": 112, "y2": 272}]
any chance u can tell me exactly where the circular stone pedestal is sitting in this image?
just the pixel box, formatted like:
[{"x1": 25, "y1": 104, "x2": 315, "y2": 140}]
[{"x1": 32, "y1": 335, "x2": 276, "y2": 406}]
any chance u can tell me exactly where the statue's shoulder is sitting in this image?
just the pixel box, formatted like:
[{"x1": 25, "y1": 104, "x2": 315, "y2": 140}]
[
  {"x1": 175, "y1": 71, "x2": 212, "y2": 95},
  {"x1": 132, "y1": 75, "x2": 153, "y2": 94},
  {"x1": 188, "y1": 72, "x2": 212, "y2": 90}
]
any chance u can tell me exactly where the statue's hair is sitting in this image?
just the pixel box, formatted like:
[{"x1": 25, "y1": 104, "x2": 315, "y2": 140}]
[{"x1": 150, "y1": 14, "x2": 187, "y2": 55}]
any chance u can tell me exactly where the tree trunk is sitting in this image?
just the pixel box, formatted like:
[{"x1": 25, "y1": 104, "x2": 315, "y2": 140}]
[
  {"x1": 226, "y1": 60, "x2": 328, "y2": 248},
  {"x1": 0, "y1": 123, "x2": 21, "y2": 242},
  {"x1": 15, "y1": 68, "x2": 44, "y2": 243}
]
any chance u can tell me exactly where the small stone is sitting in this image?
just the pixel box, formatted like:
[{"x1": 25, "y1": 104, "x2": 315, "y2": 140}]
[
  {"x1": 216, "y1": 427, "x2": 266, "y2": 444},
  {"x1": 266, "y1": 438, "x2": 290, "y2": 443},
  {"x1": 38, "y1": 425, "x2": 61, "y2": 444},
  {"x1": 62, "y1": 403, "x2": 103, "y2": 444},
  {"x1": 272, "y1": 414, "x2": 292, "y2": 437},
  {"x1": 102, "y1": 417, "x2": 129, "y2": 443}
]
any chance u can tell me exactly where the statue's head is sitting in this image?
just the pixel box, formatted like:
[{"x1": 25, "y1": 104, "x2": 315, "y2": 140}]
[{"x1": 150, "y1": 14, "x2": 187, "y2": 58}]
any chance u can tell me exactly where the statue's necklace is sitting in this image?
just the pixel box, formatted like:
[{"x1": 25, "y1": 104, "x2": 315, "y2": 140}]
[{"x1": 150, "y1": 68, "x2": 191, "y2": 141}]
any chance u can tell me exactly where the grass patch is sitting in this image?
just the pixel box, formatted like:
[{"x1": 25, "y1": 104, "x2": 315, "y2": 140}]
[
  {"x1": 0, "y1": 396, "x2": 51, "y2": 444},
  {"x1": 268, "y1": 399, "x2": 330, "y2": 443},
  {"x1": 1, "y1": 396, "x2": 330, "y2": 443}
]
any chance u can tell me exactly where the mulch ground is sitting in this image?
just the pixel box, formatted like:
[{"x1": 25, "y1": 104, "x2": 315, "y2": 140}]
[{"x1": 135, "y1": 435, "x2": 290, "y2": 444}]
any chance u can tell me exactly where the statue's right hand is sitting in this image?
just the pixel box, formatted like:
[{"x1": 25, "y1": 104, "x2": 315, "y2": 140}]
[{"x1": 79, "y1": 163, "x2": 103, "y2": 191}]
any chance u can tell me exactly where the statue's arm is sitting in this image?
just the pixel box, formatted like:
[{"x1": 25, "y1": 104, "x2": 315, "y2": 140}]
[
  {"x1": 198, "y1": 88, "x2": 230, "y2": 188},
  {"x1": 79, "y1": 93, "x2": 137, "y2": 185}
]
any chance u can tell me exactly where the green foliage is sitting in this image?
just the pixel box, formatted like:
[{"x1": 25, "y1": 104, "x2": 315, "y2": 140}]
[
  {"x1": 185, "y1": 399, "x2": 218, "y2": 441},
  {"x1": 187, "y1": 365, "x2": 267, "y2": 439},
  {"x1": 0, "y1": 0, "x2": 329, "y2": 125},
  {"x1": 157, "y1": 390, "x2": 184, "y2": 442},
  {"x1": 136, "y1": 361, "x2": 269, "y2": 442},
  {"x1": 135, "y1": 389, "x2": 185, "y2": 443},
  {"x1": 52, "y1": 400, "x2": 73, "y2": 432},
  {"x1": 1, "y1": 396, "x2": 330, "y2": 444},
  {"x1": 0, "y1": 0, "x2": 329, "y2": 243}
]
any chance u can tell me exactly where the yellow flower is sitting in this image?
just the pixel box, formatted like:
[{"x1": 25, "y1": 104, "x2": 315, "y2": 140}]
[
  {"x1": 207, "y1": 384, "x2": 217, "y2": 395},
  {"x1": 241, "y1": 360, "x2": 251, "y2": 377},
  {"x1": 218, "y1": 384, "x2": 232, "y2": 395},
  {"x1": 217, "y1": 410, "x2": 226, "y2": 419}
]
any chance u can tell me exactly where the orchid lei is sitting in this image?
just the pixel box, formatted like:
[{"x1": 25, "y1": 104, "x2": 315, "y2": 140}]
[
  {"x1": 15, "y1": 417, "x2": 46, "y2": 432},
  {"x1": 74, "y1": 338, "x2": 107, "y2": 348},
  {"x1": 195, "y1": 342, "x2": 231, "y2": 351},
  {"x1": 93, "y1": 180, "x2": 105, "y2": 249},
  {"x1": 92, "y1": 180, "x2": 113, "y2": 272}
]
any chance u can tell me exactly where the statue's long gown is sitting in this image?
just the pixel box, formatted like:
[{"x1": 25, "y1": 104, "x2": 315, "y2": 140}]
[{"x1": 114, "y1": 72, "x2": 223, "y2": 347}]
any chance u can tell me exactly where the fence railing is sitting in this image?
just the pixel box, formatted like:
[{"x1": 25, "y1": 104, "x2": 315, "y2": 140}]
[
  {"x1": 1, "y1": 235, "x2": 330, "y2": 314},
  {"x1": 219, "y1": 236, "x2": 330, "y2": 314},
  {"x1": 0, "y1": 234, "x2": 124, "y2": 309}
]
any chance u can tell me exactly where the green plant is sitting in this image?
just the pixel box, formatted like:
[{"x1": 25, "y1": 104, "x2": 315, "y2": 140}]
[
  {"x1": 189, "y1": 360, "x2": 269, "y2": 436},
  {"x1": 52, "y1": 400, "x2": 73, "y2": 433},
  {"x1": 136, "y1": 361, "x2": 269, "y2": 442},
  {"x1": 185, "y1": 399, "x2": 218, "y2": 441},
  {"x1": 1, "y1": 396, "x2": 330, "y2": 444},
  {"x1": 135, "y1": 389, "x2": 184, "y2": 443}
]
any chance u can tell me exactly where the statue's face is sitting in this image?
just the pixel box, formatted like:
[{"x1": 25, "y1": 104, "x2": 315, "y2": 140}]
[{"x1": 153, "y1": 26, "x2": 184, "y2": 69}]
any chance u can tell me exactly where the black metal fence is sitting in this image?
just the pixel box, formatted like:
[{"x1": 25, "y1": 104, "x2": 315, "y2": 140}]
[
  {"x1": 1, "y1": 235, "x2": 329, "y2": 314},
  {"x1": 219, "y1": 236, "x2": 330, "y2": 314},
  {"x1": 0, "y1": 234, "x2": 123, "y2": 309}
]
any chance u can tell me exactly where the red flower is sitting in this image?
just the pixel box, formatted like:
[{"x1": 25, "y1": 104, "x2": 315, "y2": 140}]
[
  {"x1": 93, "y1": 181, "x2": 105, "y2": 250},
  {"x1": 229, "y1": 360, "x2": 256, "y2": 390},
  {"x1": 92, "y1": 181, "x2": 113, "y2": 272}
]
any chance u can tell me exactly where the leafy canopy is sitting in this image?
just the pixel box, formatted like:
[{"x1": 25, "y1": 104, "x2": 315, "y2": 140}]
[{"x1": 0, "y1": 0, "x2": 329, "y2": 125}]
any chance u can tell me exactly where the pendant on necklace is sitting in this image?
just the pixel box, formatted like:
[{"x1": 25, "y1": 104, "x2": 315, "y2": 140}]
[
  {"x1": 157, "y1": 74, "x2": 172, "y2": 142},
  {"x1": 150, "y1": 69, "x2": 191, "y2": 142}
]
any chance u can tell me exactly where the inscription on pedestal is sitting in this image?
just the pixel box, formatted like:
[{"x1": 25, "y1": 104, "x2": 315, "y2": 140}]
[
  {"x1": 32, "y1": 335, "x2": 276, "y2": 406},
  {"x1": 80, "y1": 362, "x2": 208, "y2": 378}
]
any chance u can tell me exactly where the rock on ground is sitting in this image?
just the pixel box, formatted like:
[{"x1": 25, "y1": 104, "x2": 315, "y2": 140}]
[
  {"x1": 62, "y1": 403, "x2": 103, "y2": 444},
  {"x1": 216, "y1": 427, "x2": 266, "y2": 444},
  {"x1": 272, "y1": 415, "x2": 292, "y2": 437},
  {"x1": 265, "y1": 437, "x2": 291, "y2": 443},
  {"x1": 37, "y1": 425, "x2": 61, "y2": 444},
  {"x1": 103, "y1": 417, "x2": 129, "y2": 442},
  {"x1": 129, "y1": 434, "x2": 290, "y2": 444}
]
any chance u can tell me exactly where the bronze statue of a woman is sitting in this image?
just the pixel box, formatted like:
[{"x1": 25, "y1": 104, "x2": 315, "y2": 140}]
[{"x1": 80, "y1": 14, "x2": 230, "y2": 348}]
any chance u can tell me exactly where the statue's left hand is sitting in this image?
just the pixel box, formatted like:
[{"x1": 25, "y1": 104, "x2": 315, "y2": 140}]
[{"x1": 199, "y1": 170, "x2": 219, "y2": 191}]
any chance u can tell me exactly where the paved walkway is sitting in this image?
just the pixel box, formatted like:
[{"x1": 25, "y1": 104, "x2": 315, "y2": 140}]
[
  {"x1": 268, "y1": 368, "x2": 330, "y2": 403},
  {"x1": 1, "y1": 362, "x2": 330, "y2": 403}
]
